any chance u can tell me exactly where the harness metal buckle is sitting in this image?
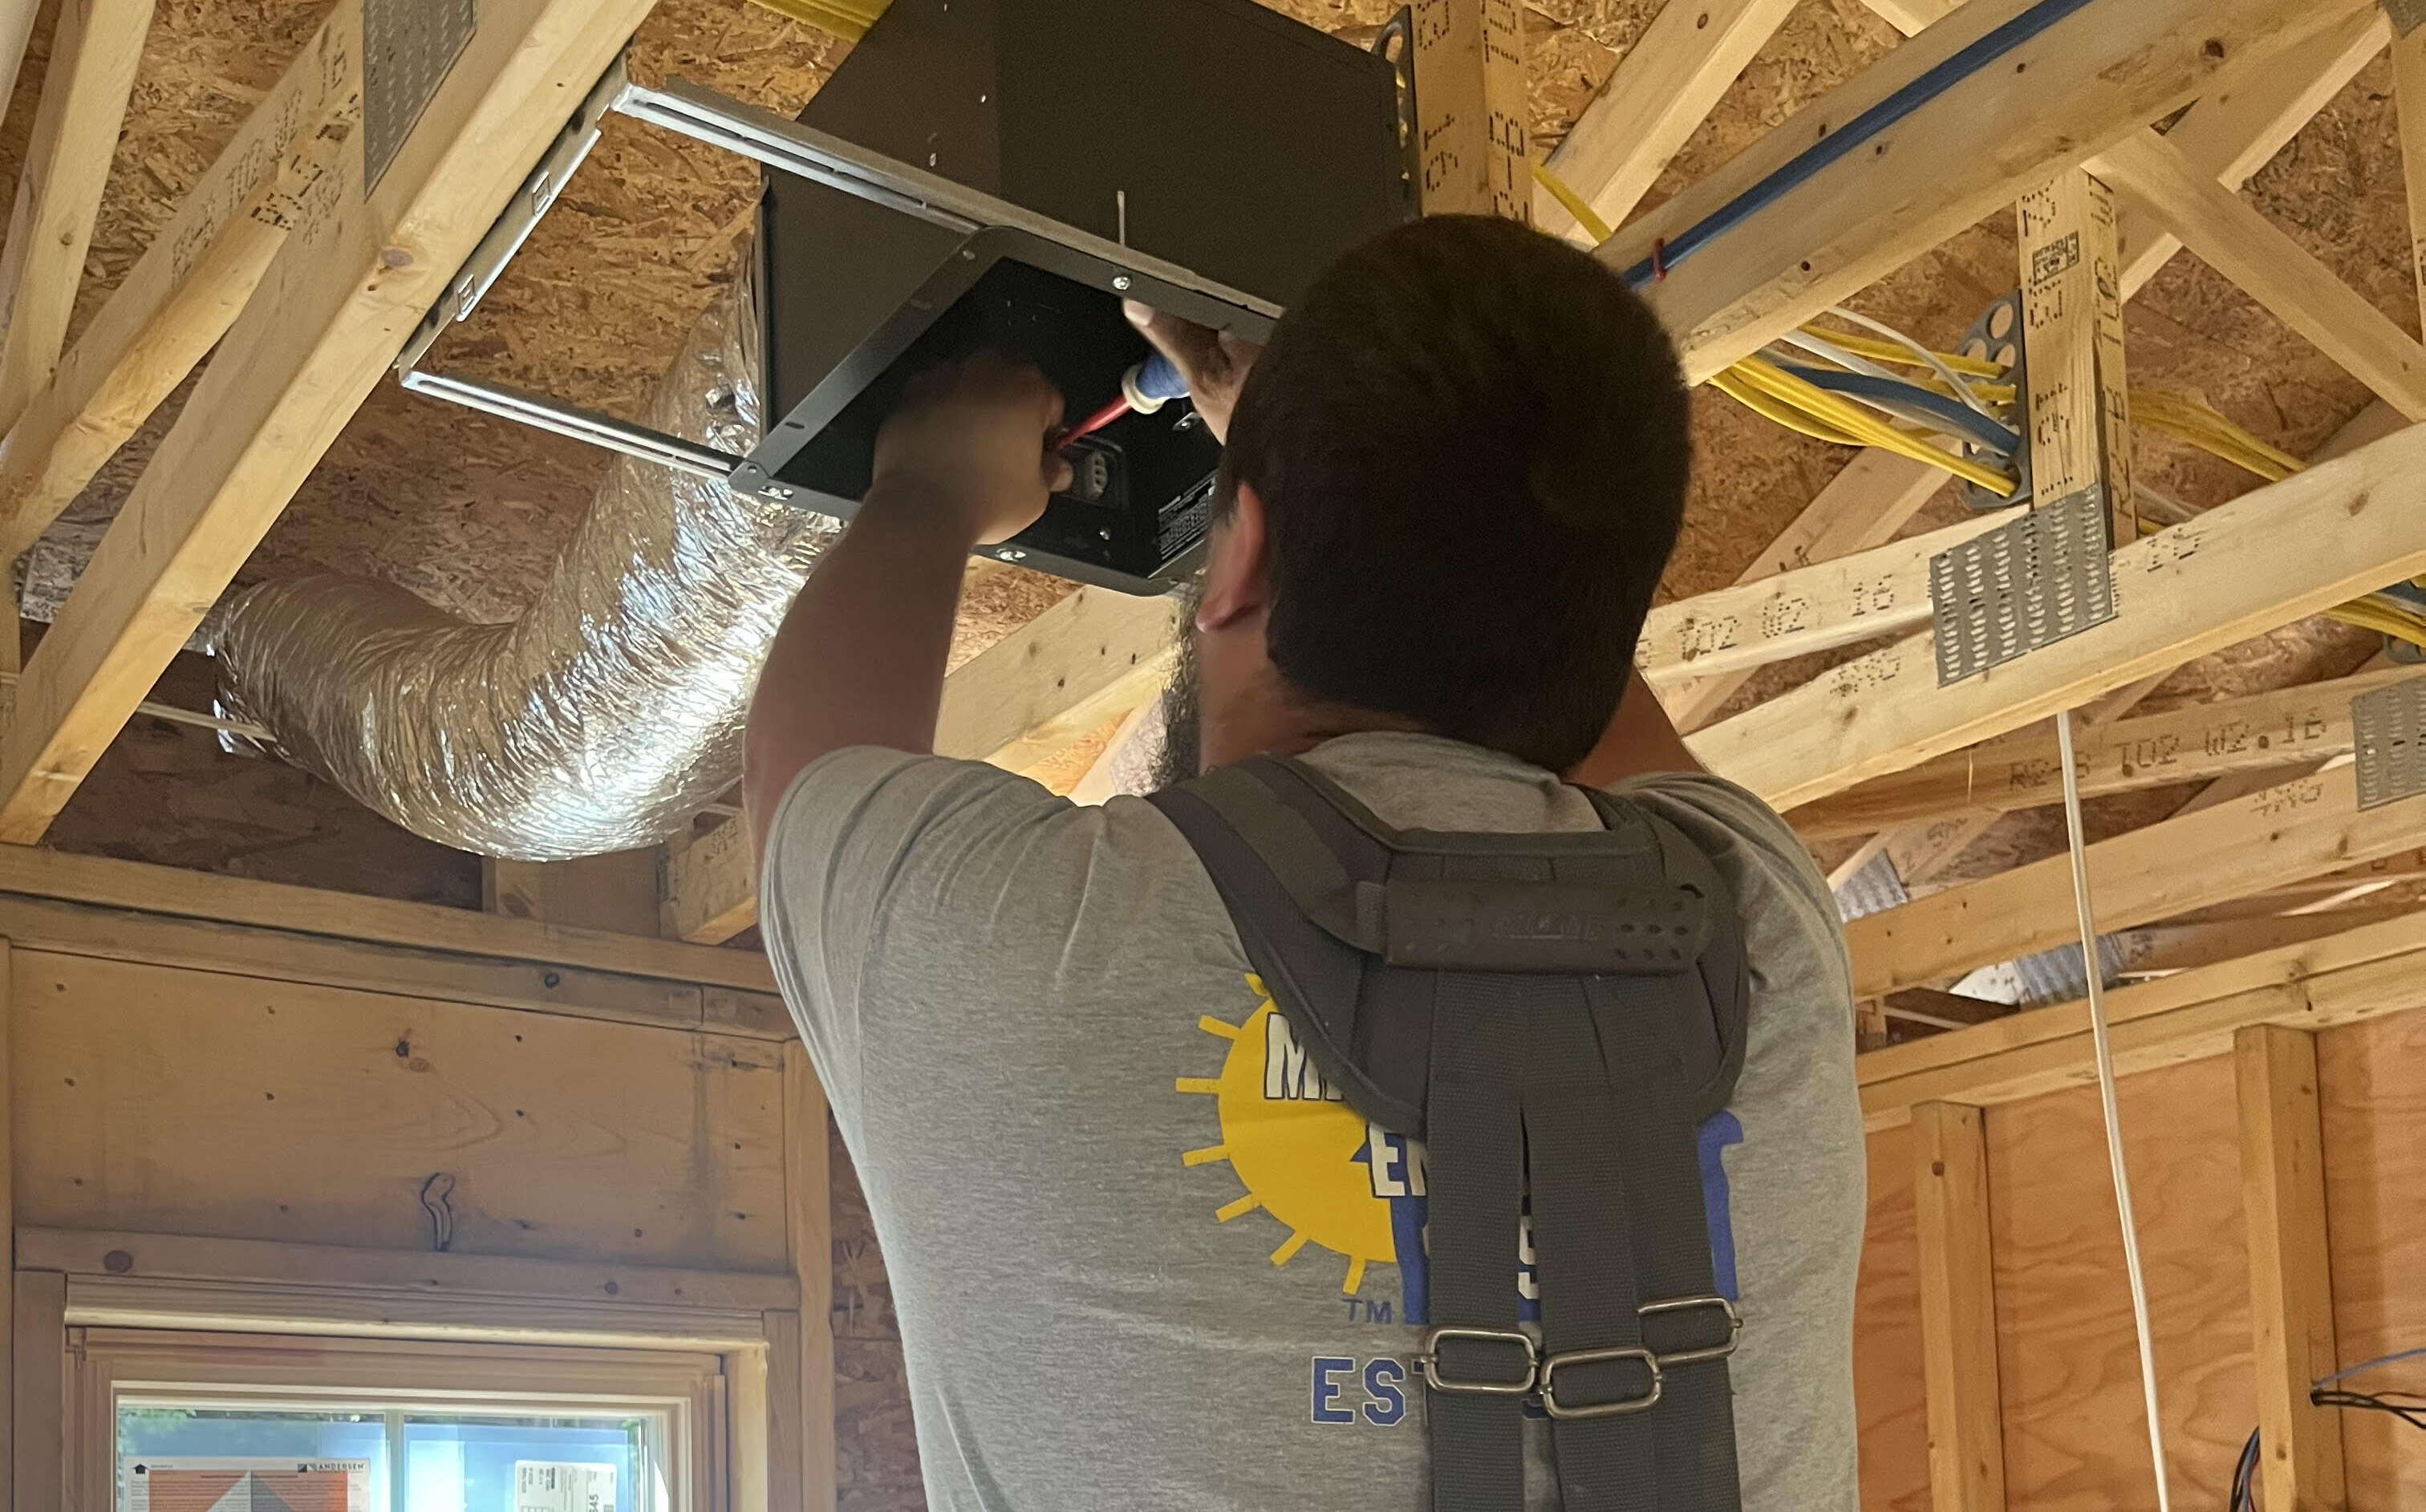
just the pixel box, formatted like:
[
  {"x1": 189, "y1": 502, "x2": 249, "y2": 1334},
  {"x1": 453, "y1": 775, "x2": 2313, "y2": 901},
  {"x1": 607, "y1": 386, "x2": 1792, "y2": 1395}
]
[
  {"x1": 1415, "y1": 1327, "x2": 1539, "y2": 1396},
  {"x1": 1537, "y1": 1345, "x2": 1663, "y2": 1421},
  {"x1": 1641, "y1": 1295, "x2": 1742, "y2": 1368}
]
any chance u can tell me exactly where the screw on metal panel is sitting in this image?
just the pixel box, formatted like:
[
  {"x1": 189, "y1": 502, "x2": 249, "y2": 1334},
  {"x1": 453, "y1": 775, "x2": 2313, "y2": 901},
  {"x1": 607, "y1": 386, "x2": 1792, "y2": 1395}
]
[
  {"x1": 1000, "y1": 548, "x2": 1026, "y2": 561},
  {"x1": 763, "y1": 484, "x2": 794, "y2": 500},
  {"x1": 1113, "y1": 275, "x2": 1132, "y2": 291}
]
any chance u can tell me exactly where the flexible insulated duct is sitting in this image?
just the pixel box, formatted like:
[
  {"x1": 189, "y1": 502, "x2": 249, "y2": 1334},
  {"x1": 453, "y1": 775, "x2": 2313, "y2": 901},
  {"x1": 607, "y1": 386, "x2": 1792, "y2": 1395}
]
[{"x1": 212, "y1": 256, "x2": 838, "y2": 859}]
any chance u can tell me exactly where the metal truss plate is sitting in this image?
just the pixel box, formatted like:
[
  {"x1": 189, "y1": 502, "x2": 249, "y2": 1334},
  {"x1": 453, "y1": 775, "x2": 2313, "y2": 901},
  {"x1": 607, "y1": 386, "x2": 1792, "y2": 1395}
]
[
  {"x1": 363, "y1": 0, "x2": 477, "y2": 191},
  {"x1": 2387, "y1": 0, "x2": 2426, "y2": 40},
  {"x1": 2353, "y1": 675, "x2": 2426, "y2": 810},
  {"x1": 1929, "y1": 485, "x2": 2116, "y2": 686}
]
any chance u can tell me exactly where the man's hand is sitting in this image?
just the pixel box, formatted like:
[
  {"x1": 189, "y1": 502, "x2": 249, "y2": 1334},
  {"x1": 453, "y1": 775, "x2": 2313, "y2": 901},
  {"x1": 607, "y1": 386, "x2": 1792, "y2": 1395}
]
[
  {"x1": 1122, "y1": 301, "x2": 1261, "y2": 444},
  {"x1": 871, "y1": 353, "x2": 1075, "y2": 545}
]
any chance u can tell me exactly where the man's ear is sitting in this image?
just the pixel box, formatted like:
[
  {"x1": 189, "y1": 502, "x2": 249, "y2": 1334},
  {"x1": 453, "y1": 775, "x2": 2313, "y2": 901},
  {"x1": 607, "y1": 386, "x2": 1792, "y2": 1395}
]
[{"x1": 1197, "y1": 481, "x2": 1269, "y2": 632}]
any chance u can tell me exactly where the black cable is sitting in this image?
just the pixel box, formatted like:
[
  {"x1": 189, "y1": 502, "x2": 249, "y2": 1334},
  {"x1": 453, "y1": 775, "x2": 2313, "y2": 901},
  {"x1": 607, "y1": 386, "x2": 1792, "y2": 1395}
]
[
  {"x1": 2228, "y1": 1428, "x2": 2258, "y2": 1512},
  {"x1": 2228, "y1": 1380, "x2": 2426, "y2": 1509}
]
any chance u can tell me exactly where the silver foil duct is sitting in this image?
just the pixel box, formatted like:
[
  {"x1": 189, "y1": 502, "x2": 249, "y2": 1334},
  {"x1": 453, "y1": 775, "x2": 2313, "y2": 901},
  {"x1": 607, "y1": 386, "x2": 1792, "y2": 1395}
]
[{"x1": 212, "y1": 256, "x2": 838, "y2": 859}]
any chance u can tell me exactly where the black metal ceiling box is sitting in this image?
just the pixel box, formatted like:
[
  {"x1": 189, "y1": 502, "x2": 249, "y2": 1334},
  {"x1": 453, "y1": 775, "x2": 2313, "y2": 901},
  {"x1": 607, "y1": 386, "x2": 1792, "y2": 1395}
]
[{"x1": 741, "y1": 0, "x2": 1414, "y2": 594}]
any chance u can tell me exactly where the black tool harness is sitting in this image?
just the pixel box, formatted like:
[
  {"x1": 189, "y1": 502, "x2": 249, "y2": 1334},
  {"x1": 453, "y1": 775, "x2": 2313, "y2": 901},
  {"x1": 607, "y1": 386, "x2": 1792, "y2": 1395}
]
[{"x1": 1149, "y1": 756, "x2": 1751, "y2": 1512}]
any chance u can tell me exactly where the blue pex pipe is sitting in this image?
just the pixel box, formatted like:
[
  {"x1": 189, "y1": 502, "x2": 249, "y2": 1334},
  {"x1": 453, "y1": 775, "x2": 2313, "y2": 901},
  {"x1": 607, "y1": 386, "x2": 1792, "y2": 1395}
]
[
  {"x1": 1784, "y1": 365, "x2": 2022, "y2": 453},
  {"x1": 1620, "y1": 0, "x2": 2103, "y2": 289},
  {"x1": 1131, "y1": 350, "x2": 1190, "y2": 405}
]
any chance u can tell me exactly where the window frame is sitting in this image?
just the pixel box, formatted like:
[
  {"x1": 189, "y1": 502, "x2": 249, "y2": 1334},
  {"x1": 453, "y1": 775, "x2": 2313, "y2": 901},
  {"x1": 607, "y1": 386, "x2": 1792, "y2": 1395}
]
[{"x1": 74, "y1": 1328, "x2": 725, "y2": 1512}]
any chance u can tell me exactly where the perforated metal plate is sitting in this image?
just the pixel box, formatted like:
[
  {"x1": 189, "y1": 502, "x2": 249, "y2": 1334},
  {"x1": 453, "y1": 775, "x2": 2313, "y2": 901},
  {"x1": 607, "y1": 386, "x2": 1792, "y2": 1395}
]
[
  {"x1": 2353, "y1": 676, "x2": 2426, "y2": 810},
  {"x1": 1929, "y1": 485, "x2": 2116, "y2": 686},
  {"x1": 363, "y1": 0, "x2": 476, "y2": 191}
]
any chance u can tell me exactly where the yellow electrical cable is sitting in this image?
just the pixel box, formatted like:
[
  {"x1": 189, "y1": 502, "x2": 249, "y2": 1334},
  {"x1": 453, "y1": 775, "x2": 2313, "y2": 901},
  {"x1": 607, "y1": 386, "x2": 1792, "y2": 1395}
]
[
  {"x1": 1797, "y1": 325, "x2": 2006, "y2": 379},
  {"x1": 1709, "y1": 368, "x2": 1872, "y2": 448},
  {"x1": 1729, "y1": 356, "x2": 2017, "y2": 493}
]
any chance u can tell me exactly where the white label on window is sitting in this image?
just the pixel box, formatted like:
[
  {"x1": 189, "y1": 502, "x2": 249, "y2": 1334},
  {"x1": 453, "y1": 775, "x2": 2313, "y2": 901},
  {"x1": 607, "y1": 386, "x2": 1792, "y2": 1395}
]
[{"x1": 515, "y1": 1461, "x2": 618, "y2": 1512}]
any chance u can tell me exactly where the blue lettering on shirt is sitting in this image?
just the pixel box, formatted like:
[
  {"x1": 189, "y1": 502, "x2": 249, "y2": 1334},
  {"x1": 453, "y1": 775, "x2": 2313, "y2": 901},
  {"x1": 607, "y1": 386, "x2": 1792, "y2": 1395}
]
[
  {"x1": 1361, "y1": 1359, "x2": 1407, "y2": 1425},
  {"x1": 1311, "y1": 1356, "x2": 1356, "y2": 1424}
]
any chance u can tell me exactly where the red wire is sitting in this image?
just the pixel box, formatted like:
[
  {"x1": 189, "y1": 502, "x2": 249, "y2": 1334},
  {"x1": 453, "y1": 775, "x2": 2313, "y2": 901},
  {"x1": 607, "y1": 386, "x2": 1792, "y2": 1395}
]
[{"x1": 1055, "y1": 395, "x2": 1133, "y2": 448}]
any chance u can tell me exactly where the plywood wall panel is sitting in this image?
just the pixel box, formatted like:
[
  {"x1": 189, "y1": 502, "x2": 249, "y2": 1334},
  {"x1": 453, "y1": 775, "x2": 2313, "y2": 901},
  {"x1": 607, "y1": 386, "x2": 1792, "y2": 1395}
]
[
  {"x1": 10, "y1": 950, "x2": 787, "y2": 1271},
  {"x1": 1856, "y1": 1122, "x2": 1930, "y2": 1511},
  {"x1": 2318, "y1": 1007, "x2": 2426, "y2": 1507},
  {"x1": 1986, "y1": 1056, "x2": 2254, "y2": 1510}
]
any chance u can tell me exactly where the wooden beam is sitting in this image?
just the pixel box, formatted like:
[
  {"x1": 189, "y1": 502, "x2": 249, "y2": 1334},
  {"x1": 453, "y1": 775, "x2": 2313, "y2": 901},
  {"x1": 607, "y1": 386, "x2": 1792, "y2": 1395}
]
[
  {"x1": 2094, "y1": 128, "x2": 2426, "y2": 421},
  {"x1": 1538, "y1": 0, "x2": 1799, "y2": 234},
  {"x1": 0, "y1": 123, "x2": 344, "y2": 561},
  {"x1": 1787, "y1": 666, "x2": 2423, "y2": 838},
  {"x1": 1913, "y1": 1101, "x2": 2007, "y2": 1512},
  {"x1": 1885, "y1": 988, "x2": 2011, "y2": 1031},
  {"x1": 1657, "y1": 451, "x2": 1948, "y2": 732},
  {"x1": 2234, "y1": 1024, "x2": 2348, "y2": 1512},
  {"x1": 671, "y1": 586, "x2": 1183, "y2": 943},
  {"x1": 1690, "y1": 421, "x2": 2426, "y2": 810},
  {"x1": 2109, "y1": 906, "x2": 2415, "y2": 977},
  {"x1": 0, "y1": 0, "x2": 156, "y2": 433},
  {"x1": 1859, "y1": 0, "x2": 1955, "y2": 34},
  {"x1": 1603, "y1": 0, "x2": 2376, "y2": 382},
  {"x1": 0, "y1": 838, "x2": 777, "y2": 992},
  {"x1": 1411, "y1": 0, "x2": 1528, "y2": 220},
  {"x1": 12, "y1": 1227, "x2": 797, "y2": 1311},
  {"x1": 1848, "y1": 764, "x2": 2423, "y2": 1001},
  {"x1": 485, "y1": 849, "x2": 663, "y2": 938},
  {"x1": 2117, "y1": 9, "x2": 2390, "y2": 299},
  {"x1": 783, "y1": 1044, "x2": 838, "y2": 1512},
  {"x1": 0, "y1": 0, "x2": 656, "y2": 845},
  {"x1": 10, "y1": 1268, "x2": 60, "y2": 1512},
  {"x1": 2018, "y1": 168, "x2": 2136, "y2": 543},
  {"x1": 2396, "y1": 25, "x2": 2426, "y2": 343},
  {"x1": 1858, "y1": 905, "x2": 2426, "y2": 1124},
  {"x1": 1640, "y1": 508, "x2": 2018, "y2": 687},
  {"x1": 1657, "y1": 6, "x2": 2379, "y2": 736}
]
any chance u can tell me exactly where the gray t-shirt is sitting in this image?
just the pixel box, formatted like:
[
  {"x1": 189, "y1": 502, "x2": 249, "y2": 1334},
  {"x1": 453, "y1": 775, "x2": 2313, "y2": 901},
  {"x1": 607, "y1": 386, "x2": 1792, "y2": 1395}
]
[{"x1": 764, "y1": 732, "x2": 1863, "y2": 1511}]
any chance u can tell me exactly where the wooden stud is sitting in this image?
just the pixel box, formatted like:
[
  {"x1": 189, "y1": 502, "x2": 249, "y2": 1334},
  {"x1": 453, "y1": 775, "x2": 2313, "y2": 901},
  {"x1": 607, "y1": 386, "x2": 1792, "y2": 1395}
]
[
  {"x1": 2094, "y1": 128, "x2": 2426, "y2": 422},
  {"x1": 0, "y1": 0, "x2": 157, "y2": 434},
  {"x1": 1885, "y1": 990, "x2": 2010, "y2": 1032},
  {"x1": 2116, "y1": 9, "x2": 2391, "y2": 299},
  {"x1": 1913, "y1": 1102, "x2": 2007, "y2": 1512},
  {"x1": 1846, "y1": 764, "x2": 2421, "y2": 1001},
  {"x1": 1786, "y1": 664, "x2": 2422, "y2": 839},
  {"x1": 1604, "y1": 0, "x2": 2378, "y2": 382},
  {"x1": 0, "y1": 121, "x2": 347, "y2": 561},
  {"x1": 1538, "y1": 0, "x2": 1799, "y2": 236},
  {"x1": 0, "y1": 0, "x2": 35, "y2": 124},
  {"x1": 2235, "y1": 1025, "x2": 2348, "y2": 1512},
  {"x1": 1859, "y1": 0, "x2": 1955, "y2": 33},
  {"x1": 2395, "y1": 26, "x2": 2426, "y2": 343},
  {"x1": 484, "y1": 849, "x2": 663, "y2": 938},
  {"x1": 1410, "y1": 0, "x2": 1529, "y2": 221},
  {"x1": 2018, "y1": 168, "x2": 2135, "y2": 544},
  {"x1": 785, "y1": 1044, "x2": 838, "y2": 1512},
  {"x1": 0, "y1": 0, "x2": 658, "y2": 845},
  {"x1": 761, "y1": 1307, "x2": 806, "y2": 1512},
  {"x1": 11, "y1": 1269, "x2": 61, "y2": 1512},
  {"x1": 2108, "y1": 907, "x2": 2416, "y2": 978},
  {"x1": 1690, "y1": 420, "x2": 2426, "y2": 810}
]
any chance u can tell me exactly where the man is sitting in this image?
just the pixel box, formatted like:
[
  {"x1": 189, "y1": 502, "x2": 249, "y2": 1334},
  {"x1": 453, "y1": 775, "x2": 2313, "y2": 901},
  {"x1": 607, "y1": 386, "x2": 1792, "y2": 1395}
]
[{"x1": 745, "y1": 215, "x2": 1862, "y2": 1510}]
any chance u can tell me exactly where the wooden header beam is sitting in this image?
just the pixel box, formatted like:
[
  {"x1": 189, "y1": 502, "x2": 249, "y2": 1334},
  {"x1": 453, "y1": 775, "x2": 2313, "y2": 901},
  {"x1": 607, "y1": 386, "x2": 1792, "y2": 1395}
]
[
  {"x1": 1691, "y1": 420, "x2": 2426, "y2": 810},
  {"x1": 1604, "y1": 0, "x2": 2376, "y2": 382}
]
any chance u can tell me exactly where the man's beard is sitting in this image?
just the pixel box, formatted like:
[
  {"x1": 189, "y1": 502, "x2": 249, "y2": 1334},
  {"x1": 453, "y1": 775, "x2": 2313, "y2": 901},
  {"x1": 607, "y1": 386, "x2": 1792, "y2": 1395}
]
[{"x1": 1147, "y1": 582, "x2": 1203, "y2": 791}]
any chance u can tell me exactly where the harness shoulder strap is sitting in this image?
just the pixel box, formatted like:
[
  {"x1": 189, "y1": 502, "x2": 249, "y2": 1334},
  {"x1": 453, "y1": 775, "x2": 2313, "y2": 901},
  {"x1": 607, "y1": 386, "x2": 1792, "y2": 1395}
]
[{"x1": 1148, "y1": 756, "x2": 1752, "y2": 1512}]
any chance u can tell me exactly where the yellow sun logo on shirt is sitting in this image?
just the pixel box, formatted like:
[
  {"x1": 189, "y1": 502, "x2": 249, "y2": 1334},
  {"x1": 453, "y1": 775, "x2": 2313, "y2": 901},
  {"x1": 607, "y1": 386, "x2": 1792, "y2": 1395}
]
[{"x1": 1175, "y1": 974, "x2": 1402, "y2": 1295}]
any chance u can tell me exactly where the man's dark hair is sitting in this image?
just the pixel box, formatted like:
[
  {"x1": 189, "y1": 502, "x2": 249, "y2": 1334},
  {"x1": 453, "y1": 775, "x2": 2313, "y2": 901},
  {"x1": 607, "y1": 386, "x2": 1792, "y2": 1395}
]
[{"x1": 1219, "y1": 213, "x2": 1691, "y2": 773}]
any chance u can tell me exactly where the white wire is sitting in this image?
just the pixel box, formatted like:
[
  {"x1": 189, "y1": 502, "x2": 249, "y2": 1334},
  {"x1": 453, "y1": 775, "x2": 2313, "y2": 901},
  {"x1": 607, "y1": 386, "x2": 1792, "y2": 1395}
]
[
  {"x1": 2055, "y1": 707, "x2": 2174, "y2": 1512},
  {"x1": 1778, "y1": 328, "x2": 1905, "y2": 383},
  {"x1": 1822, "y1": 304, "x2": 2007, "y2": 424}
]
